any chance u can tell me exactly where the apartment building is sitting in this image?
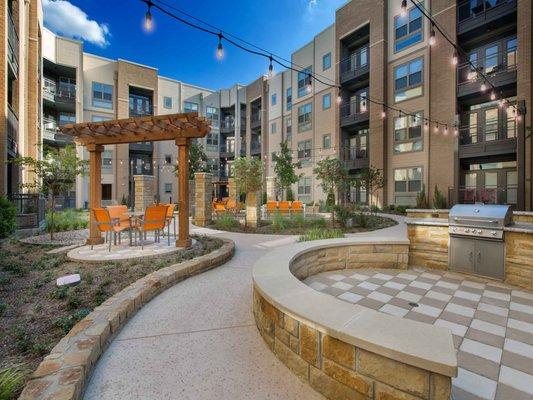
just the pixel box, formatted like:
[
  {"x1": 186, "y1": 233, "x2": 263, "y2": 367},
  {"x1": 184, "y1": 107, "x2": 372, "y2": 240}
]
[{"x1": 0, "y1": 0, "x2": 42, "y2": 196}]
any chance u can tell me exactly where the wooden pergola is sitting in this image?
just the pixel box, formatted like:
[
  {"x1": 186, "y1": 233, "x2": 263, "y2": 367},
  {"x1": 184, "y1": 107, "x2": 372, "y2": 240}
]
[{"x1": 60, "y1": 112, "x2": 211, "y2": 248}]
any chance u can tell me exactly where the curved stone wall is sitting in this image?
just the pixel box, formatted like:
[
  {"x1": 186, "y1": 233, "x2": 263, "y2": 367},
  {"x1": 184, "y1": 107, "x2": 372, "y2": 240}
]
[{"x1": 253, "y1": 237, "x2": 457, "y2": 400}]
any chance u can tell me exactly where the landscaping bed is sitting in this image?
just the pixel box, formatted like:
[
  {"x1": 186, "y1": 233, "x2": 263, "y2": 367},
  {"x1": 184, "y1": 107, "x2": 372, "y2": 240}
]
[
  {"x1": 0, "y1": 235, "x2": 223, "y2": 398},
  {"x1": 209, "y1": 212, "x2": 397, "y2": 236}
]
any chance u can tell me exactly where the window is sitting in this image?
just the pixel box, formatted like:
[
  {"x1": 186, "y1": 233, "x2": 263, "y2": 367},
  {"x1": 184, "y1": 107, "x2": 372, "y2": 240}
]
[
  {"x1": 164, "y1": 154, "x2": 172, "y2": 164},
  {"x1": 271, "y1": 93, "x2": 277, "y2": 106},
  {"x1": 206, "y1": 132, "x2": 219, "y2": 150},
  {"x1": 271, "y1": 122, "x2": 277, "y2": 134},
  {"x1": 101, "y1": 184, "x2": 112, "y2": 201},
  {"x1": 92, "y1": 82, "x2": 113, "y2": 109},
  {"x1": 323, "y1": 134, "x2": 331, "y2": 149},
  {"x1": 394, "y1": 5, "x2": 423, "y2": 52},
  {"x1": 129, "y1": 93, "x2": 152, "y2": 117},
  {"x1": 286, "y1": 118, "x2": 292, "y2": 143},
  {"x1": 163, "y1": 96, "x2": 172, "y2": 109},
  {"x1": 394, "y1": 112, "x2": 423, "y2": 153},
  {"x1": 297, "y1": 66, "x2": 312, "y2": 98},
  {"x1": 297, "y1": 140, "x2": 312, "y2": 166},
  {"x1": 183, "y1": 101, "x2": 198, "y2": 112},
  {"x1": 394, "y1": 58, "x2": 423, "y2": 102},
  {"x1": 102, "y1": 150, "x2": 112, "y2": 170},
  {"x1": 507, "y1": 37, "x2": 517, "y2": 68},
  {"x1": 286, "y1": 87, "x2": 292, "y2": 111},
  {"x1": 297, "y1": 103, "x2": 312, "y2": 133},
  {"x1": 298, "y1": 176, "x2": 312, "y2": 202},
  {"x1": 323, "y1": 53, "x2": 331, "y2": 70},
  {"x1": 394, "y1": 167, "x2": 422, "y2": 205},
  {"x1": 164, "y1": 183, "x2": 172, "y2": 193},
  {"x1": 92, "y1": 115, "x2": 111, "y2": 122},
  {"x1": 206, "y1": 106, "x2": 218, "y2": 121},
  {"x1": 59, "y1": 112, "x2": 75, "y2": 126},
  {"x1": 58, "y1": 77, "x2": 76, "y2": 96},
  {"x1": 322, "y1": 93, "x2": 331, "y2": 110}
]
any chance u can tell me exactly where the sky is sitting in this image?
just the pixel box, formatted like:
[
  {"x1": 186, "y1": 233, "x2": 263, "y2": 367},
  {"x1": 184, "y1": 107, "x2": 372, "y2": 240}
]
[{"x1": 42, "y1": 0, "x2": 347, "y2": 90}]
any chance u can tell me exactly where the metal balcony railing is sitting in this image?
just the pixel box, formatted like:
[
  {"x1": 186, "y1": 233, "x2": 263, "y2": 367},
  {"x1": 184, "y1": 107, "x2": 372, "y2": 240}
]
[
  {"x1": 7, "y1": 8, "x2": 19, "y2": 75},
  {"x1": 7, "y1": 105, "x2": 18, "y2": 154},
  {"x1": 457, "y1": 0, "x2": 515, "y2": 23},
  {"x1": 344, "y1": 146, "x2": 368, "y2": 161},
  {"x1": 129, "y1": 107, "x2": 153, "y2": 118},
  {"x1": 457, "y1": 47, "x2": 517, "y2": 85},
  {"x1": 458, "y1": 119, "x2": 517, "y2": 145},
  {"x1": 340, "y1": 46, "x2": 369, "y2": 80},
  {"x1": 220, "y1": 118, "x2": 235, "y2": 130},
  {"x1": 251, "y1": 113, "x2": 261, "y2": 125},
  {"x1": 449, "y1": 185, "x2": 517, "y2": 206},
  {"x1": 340, "y1": 98, "x2": 368, "y2": 119}
]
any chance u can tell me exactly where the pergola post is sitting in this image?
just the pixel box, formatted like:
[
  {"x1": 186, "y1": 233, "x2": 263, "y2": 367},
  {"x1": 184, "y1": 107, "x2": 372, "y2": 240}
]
[
  {"x1": 87, "y1": 143, "x2": 104, "y2": 245},
  {"x1": 176, "y1": 138, "x2": 192, "y2": 248}
]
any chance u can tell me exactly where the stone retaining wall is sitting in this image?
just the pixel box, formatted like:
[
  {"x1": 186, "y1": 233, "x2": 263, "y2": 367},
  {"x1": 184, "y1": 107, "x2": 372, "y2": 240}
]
[
  {"x1": 253, "y1": 288, "x2": 451, "y2": 400},
  {"x1": 19, "y1": 239, "x2": 235, "y2": 400},
  {"x1": 505, "y1": 231, "x2": 533, "y2": 290}
]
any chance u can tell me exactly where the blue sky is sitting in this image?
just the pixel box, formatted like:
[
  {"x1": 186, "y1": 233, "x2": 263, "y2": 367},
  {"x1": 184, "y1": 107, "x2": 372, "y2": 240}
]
[{"x1": 43, "y1": 0, "x2": 346, "y2": 89}]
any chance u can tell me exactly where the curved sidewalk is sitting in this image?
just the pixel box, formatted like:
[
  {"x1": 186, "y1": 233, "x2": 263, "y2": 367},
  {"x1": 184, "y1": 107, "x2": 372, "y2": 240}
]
[{"x1": 84, "y1": 217, "x2": 406, "y2": 400}]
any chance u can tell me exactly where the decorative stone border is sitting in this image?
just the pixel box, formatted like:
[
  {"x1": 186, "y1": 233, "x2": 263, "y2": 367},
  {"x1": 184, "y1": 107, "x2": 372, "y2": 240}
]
[
  {"x1": 253, "y1": 237, "x2": 457, "y2": 400},
  {"x1": 19, "y1": 239, "x2": 235, "y2": 400}
]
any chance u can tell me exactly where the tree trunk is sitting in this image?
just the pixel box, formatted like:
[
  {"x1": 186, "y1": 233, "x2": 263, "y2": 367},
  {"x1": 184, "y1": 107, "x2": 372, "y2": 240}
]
[{"x1": 50, "y1": 195, "x2": 55, "y2": 241}]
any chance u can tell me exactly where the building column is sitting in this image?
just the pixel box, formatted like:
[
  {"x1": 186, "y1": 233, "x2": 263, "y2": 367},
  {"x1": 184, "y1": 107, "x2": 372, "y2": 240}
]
[
  {"x1": 266, "y1": 176, "x2": 277, "y2": 201},
  {"x1": 176, "y1": 138, "x2": 192, "y2": 248},
  {"x1": 228, "y1": 177, "x2": 238, "y2": 203},
  {"x1": 87, "y1": 144, "x2": 104, "y2": 245},
  {"x1": 133, "y1": 174, "x2": 154, "y2": 212},
  {"x1": 194, "y1": 172, "x2": 212, "y2": 227}
]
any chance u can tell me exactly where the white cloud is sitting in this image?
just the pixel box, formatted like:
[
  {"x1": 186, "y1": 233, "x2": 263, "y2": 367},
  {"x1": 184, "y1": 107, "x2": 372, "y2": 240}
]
[
  {"x1": 304, "y1": 0, "x2": 345, "y2": 21},
  {"x1": 43, "y1": 0, "x2": 110, "y2": 47}
]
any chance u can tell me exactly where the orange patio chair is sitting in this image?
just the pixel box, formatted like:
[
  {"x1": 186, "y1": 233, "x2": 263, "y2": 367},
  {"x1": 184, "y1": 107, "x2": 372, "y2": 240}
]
[
  {"x1": 92, "y1": 208, "x2": 129, "y2": 251},
  {"x1": 106, "y1": 205, "x2": 130, "y2": 230},
  {"x1": 278, "y1": 201, "x2": 291, "y2": 215},
  {"x1": 266, "y1": 201, "x2": 278, "y2": 216},
  {"x1": 164, "y1": 203, "x2": 177, "y2": 245},
  {"x1": 213, "y1": 202, "x2": 226, "y2": 214},
  {"x1": 136, "y1": 204, "x2": 168, "y2": 249},
  {"x1": 291, "y1": 201, "x2": 303, "y2": 214},
  {"x1": 226, "y1": 198, "x2": 239, "y2": 214}
]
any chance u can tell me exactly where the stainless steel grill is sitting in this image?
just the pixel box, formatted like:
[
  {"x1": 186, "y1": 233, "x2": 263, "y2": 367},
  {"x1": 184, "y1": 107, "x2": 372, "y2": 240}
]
[{"x1": 448, "y1": 204, "x2": 512, "y2": 280}]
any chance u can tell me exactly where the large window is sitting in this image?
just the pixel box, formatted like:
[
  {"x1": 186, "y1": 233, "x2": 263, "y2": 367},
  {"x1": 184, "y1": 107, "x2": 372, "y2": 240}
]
[
  {"x1": 394, "y1": 5, "x2": 423, "y2": 52},
  {"x1": 394, "y1": 58, "x2": 423, "y2": 102},
  {"x1": 323, "y1": 53, "x2": 331, "y2": 70},
  {"x1": 102, "y1": 150, "x2": 113, "y2": 170},
  {"x1": 163, "y1": 96, "x2": 172, "y2": 109},
  {"x1": 129, "y1": 93, "x2": 152, "y2": 117},
  {"x1": 59, "y1": 112, "x2": 75, "y2": 126},
  {"x1": 394, "y1": 112, "x2": 423, "y2": 153},
  {"x1": 322, "y1": 93, "x2": 331, "y2": 110},
  {"x1": 92, "y1": 82, "x2": 113, "y2": 109},
  {"x1": 286, "y1": 118, "x2": 292, "y2": 143},
  {"x1": 206, "y1": 106, "x2": 218, "y2": 121},
  {"x1": 297, "y1": 102, "x2": 312, "y2": 133},
  {"x1": 298, "y1": 176, "x2": 312, "y2": 202},
  {"x1": 58, "y1": 77, "x2": 76, "y2": 96},
  {"x1": 286, "y1": 87, "x2": 292, "y2": 111},
  {"x1": 206, "y1": 132, "x2": 219, "y2": 151},
  {"x1": 394, "y1": 167, "x2": 422, "y2": 205},
  {"x1": 271, "y1": 93, "x2": 277, "y2": 106},
  {"x1": 323, "y1": 134, "x2": 331, "y2": 149},
  {"x1": 297, "y1": 140, "x2": 312, "y2": 165},
  {"x1": 92, "y1": 115, "x2": 112, "y2": 122},
  {"x1": 271, "y1": 122, "x2": 277, "y2": 134},
  {"x1": 297, "y1": 66, "x2": 312, "y2": 98},
  {"x1": 164, "y1": 183, "x2": 172, "y2": 193},
  {"x1": 183, "y1": 101, "x2": 198, "y2": 113}
]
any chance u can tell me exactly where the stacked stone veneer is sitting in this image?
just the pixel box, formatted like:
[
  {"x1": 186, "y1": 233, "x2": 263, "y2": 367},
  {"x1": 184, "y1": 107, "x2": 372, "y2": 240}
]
[
  {"x1": 19, "y1": 240, "x2": 235, "y2": 400},
  {"x1": 505, "y1": 232, "x2": 533, "y2": 290},
  {"x1": 253, "y1": 243, "x2": 452, "y2": 400},
  {"x1": 194, "y1": 172, "x2": 212, "y2": 227},
  {"x1": 133, "y1": 175, "x2": 154, "y2": 212},
  {"x1": 407, "y1": 225, "x2": 449, "y2": 271}
]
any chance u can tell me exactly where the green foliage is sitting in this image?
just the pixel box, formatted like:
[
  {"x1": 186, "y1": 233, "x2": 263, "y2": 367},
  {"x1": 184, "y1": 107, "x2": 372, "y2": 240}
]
[
  {"x1": 0, "y1": 301, "x2": 5, "y2": 317},
  {"x1": 271, "y1": 212, "x2": 288, "y2": 231},
  {"x1": 326, "y1": 192, "x2": 335, "y2": 208},
  {"x1": 233, "y1": 157, "x2": 263, "y2": 195},
  {"x1": 353, "y1": 212, "x2": 371, "y2": 228},
  {"x1": 262, "y1": 191, "x2": 267, "y2": 205},
  {"x1": 54, "y1": 309, "x2": 90, "y2": 334},
  {"x1": 0, "y1": 197, "x2": 17, "y2": 239},
  {"x1": 45, "y1": 209, "x2": 88, "y2": 233},
  {"x1": 333, "y1": 205, "x2": 352, "y2": 228},
  {"x1": 299, "y1": 228, "x2": 344, "y2": 242},
  {"x1": 212, "y1": 213, "x2": 240, "y2": 230},
  {"x1": 0, "y1": 365, "x2": 27, "y2": 400},
  {"x1": 395, "y1": 205, "x2": 408, "y2": 215},
  {"x1": 313, "y1": 158, "x2": 351, "y2": 202},
  {"x1": 273, "y1": 140, "x2": 302, "y2": 199},
  {"x1": 1, "y1": 259, "x2": 26, "y2": 277},
  {"x1": 416, "y1": 184, "x2": 429, "y2": 209},
  {"x1": 356, "y1": 166, "x2": 385, "y2": 211},
  {"x1": 270, "y1": 213, "x2": 326, "y2": 232},
  {"x1": 286, "y1": 187, "x2": 295, "y2": 201},
  {"x1": 433, "y1": 185, "x2": 448, "y2": 209}
]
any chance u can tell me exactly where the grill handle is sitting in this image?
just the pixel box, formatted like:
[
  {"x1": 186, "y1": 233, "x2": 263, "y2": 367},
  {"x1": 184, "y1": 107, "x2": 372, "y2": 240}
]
[{"x1": 453, "y1": 217, "x2": 498, "y2": 224}]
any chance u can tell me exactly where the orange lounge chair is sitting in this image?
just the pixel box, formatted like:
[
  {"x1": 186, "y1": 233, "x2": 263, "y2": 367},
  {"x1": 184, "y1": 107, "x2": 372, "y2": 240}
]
[
  {"x1": 278, "y1": 201, "x2": 291, "y2": 214},
  {"x1": 291, "y1": 201, "x2": 303, "y2": 214},
  {"x1": 226, "y1": 198, "x2": 239, "y2": 214},
  {"x1": 266, "y1": 201, "x2": 278, "y2": 215},
  {"x1": 213, "y1": 202, "x2": 226, "y2": 214},
  {"x1": 164, "y1": 203, "x2": 177, "y2": 245},
  {"x1": 92, "y1": 208, "x2": 129, "y2": 251},
  {"x1": 136, "y1": 204, "x2": 168, "y2": 249}
]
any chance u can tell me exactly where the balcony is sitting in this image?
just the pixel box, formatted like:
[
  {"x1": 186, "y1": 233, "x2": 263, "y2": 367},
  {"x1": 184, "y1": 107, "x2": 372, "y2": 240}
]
[
  {"x1": 457, "y1": 0, "x2": 516, "y2": 37},
  {"x1": 220, "y1": 117, "x2": 235, "y2": 133},
  {"x1": 7, "y1": 106, "x2": 18, "y2": 156},
  {"x1": 7, "y1": 8, "x2": 19, "y2": 76},
  {"x1": 343, "y1": 146, "x2": 368, "y2": 170},
  {"x1": 129, "y1": 141, "x2": 153, "y2": 153},
  {"x1": 251, "y1": 112, "x2": 261, "y2": 129},
  {"x1": 220, "y1": 142, "x2": 235, "y2": 158},
  {"x1": 43, "y1": 117, "x2": 74, "y2": 145},
  {"x1": 43, "y1": 77, "x2": 76, "y2": 110},
  {"x1": 340, "y1": 47, "x2": 369, "y2": 87},
  {"x1": 250, "y1": 141, "x2": 261, "y2": 155},
  {"x1": 449, "y1": 185, "x2": 517, "y2": 206},
  {"x1": 340, "y1": 99, "x2": 369, "y2": 127},
  {"x1": 457, "y1": 47, "x2": 517, "y2": 99},
  {"x1": 458, "y1": 118, "x2": 517, "y2": 158}
]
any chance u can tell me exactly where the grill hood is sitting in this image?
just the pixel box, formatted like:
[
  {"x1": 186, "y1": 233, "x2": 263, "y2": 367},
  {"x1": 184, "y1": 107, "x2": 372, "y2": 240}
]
[{"x1": 449, "y1": 204, "x2": 513, "y2": 229}]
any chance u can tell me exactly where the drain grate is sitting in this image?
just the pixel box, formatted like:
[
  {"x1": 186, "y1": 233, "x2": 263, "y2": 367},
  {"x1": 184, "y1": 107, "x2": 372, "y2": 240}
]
[{"x1": 408, "y1": 302, "x2": 419, "y2": 308}]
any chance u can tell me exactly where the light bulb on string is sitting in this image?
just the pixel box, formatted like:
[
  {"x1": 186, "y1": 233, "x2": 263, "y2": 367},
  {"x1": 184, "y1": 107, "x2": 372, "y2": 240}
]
[
  {"x1": 216, "y1": 33, "x2": 224, "y2": 60},
  {"x1": 381, "y1": 109, "x2": 386, "y2": 119},
  {"x1": 444, "y1": 125, "x2": 449, "y2": 135},
  {"x1": 361, "y1": 98, "x2": 367, "y2": 113},
  {"x1": 336, "y1": 94, "x2": 342, "y2": 105},
  {"x1": 454, "y1": 125, "x2": 458, "y2": 137},
  {"x1": 400, "y1": 0, "x2": 407, "y2": 17},
  {"x1": 424, "y1": 120, "x2": 429, "y2": 131},
  {"x1": 268, "y1": 56, "x2": 274, "y2": 78},
  {"x1": 451, "y1": 50, "x2": 458, "y2": 65},
  {"x1": 516, "y1": 109, "x2": 522, "y2": 122},
  {"x1": 144, "y1": 1, "x2": 153, "y2": 32},
  {"x1": 429, "y1": 25, "x2": 436, "y2": 46},
  {"x1": 490, "y1": 91, "x2": 496, "y2": 101},
  {"x1": 480, "y1": 81, "x2": 487, "y2": 92},
  {"x1": 306, "y1": 74, "x2": 312, "y2": 94},
  {"x1": 434, "y1": 123, "x2": 439, "y2": 133}
]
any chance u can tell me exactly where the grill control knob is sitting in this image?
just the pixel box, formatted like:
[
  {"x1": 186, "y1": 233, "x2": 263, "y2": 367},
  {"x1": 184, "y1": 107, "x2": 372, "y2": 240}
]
[
  {"x1": 478, "y1": 230, "x2": 483, "y2": 235},
  {"x1": 465, "y1": 228, "x2": 470, "y2": 233},
  {"x1": 491, "y1": 231, "x2": 497, "y2": 236}
]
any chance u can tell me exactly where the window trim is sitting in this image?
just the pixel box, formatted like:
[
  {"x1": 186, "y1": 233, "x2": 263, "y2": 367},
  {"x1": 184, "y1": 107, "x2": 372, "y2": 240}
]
[
  {"x1": 393, "y1": 111, "x2": 424, "y2": 154},
  {"x1": 163, "y1": 96, "x2": 172, "y2": 109},
  {"x1": 393, "y1": 3, "x2": 424, "y2": 53},
  {"x1": 322, "y1": 134, "x2": 331, "y2": 149},
  {"x1": 322, "y1": 53, "x2": 332, "y2": 71},
  {"x1": 92, "y1": 81, "x2": 113, "y2": 109},
  {"x1": 297, "y1": 66, "x2": 312, "y2": 98},
  {"x1": 393, "y1": 166, "x2": 424, "y2": 200},
  {"x1": 322, "y1": 93, "x2": 331, "y2": 110},
  {"x1": 271, "y1": 93, "x2": 277, "y2": 106},
  {"x1": 297, "y1": 102, "x2": 313, "y2": 133},
  {"x1": 286, "y1": 87, "x2": 292, "y2": 111},
  {"x1": 394, "y1": 57, "x2": 424, "y2": 103},
  {"x1": 297, "y1": 139, "x2": 312, "y2": 163}
]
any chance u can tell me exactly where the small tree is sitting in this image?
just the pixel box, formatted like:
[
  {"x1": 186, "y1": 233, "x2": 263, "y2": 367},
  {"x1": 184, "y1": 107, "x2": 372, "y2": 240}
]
[
  {"x1": 416, "y1": 184, "x2": 429, "y2": 209},
  {"x1": 433, "y1": 185, "x2": 447, "y2": 209},
  {"x1": 314, "y1": 158, "x2": 351, "y2": 225},
  {"x1": 174, "y1": 141, "x2": 210, "y2": 180},
  {"x1": 272, "y1": 140, "x2": 302, "y2": 200},
  {"x1": 0, "y1": 196, "x2": 17, "y2": 238},
  {"x1": 357, "y1": 166, "x2": 385, "y2": 213},
  {"x1": 12, "y1": 145, "x2": 88, "y2": 240},
  {"x1": 233, "y1": 157, "x2": 264, "y2": 227}
]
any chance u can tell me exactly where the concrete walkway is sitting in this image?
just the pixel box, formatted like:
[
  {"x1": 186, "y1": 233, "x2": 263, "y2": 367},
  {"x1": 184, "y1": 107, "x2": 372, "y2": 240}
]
[{"x1": 84, "y1": 215, "x2": 406, "y2": 400}]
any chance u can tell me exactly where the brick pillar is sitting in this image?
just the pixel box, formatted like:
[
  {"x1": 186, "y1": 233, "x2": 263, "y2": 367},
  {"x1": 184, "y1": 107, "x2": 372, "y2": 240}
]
[
  {"x1": 246, "y1": 190, "x2": 261, "y2": 228},
  {"x1": 228, "y1": 177, "x2": 238, "y2": 202},
  {"x1": 194, "y1": 172, "x2": 212, "y2": 227},
  {"x1": 133, "y1": 175, "x2": 154, "y2": 212},
  {"x1": 266, "y1": 176, "x2": 277, "y2": 201}
]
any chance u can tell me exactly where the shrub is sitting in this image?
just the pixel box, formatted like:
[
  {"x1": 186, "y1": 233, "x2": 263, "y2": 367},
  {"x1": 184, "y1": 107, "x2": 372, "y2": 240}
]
[
  {"x1": 333, "y1": 205, "x2": 353, "y2": 228},
  {"x1": 299, "y1": 228, "x2": 344, "y2": 242},
  {"x1": 0, "y1": 196, "x2": 17, "y2": 239},
  {"x1": 370, "y1": 205, "x2": 381, "y2": 213},
  {"x1": 286, "y1": 187, "x2": 295, "y2": 201},
  {"x1": 395, "y1": 205, "x2": 408, "y2": 215},
  {"x1": 0, "y1": 366, "x2": 27, "y2": 400},
  {"x1": 326, "y1": 191, "x2": 335, "y2": 208},
  {"x1": 271, "y1": 212, "x2": 288, "y2": 231},
  {"x1": 54, "y1": 308, "x2": 90, "y2": 334},
  {"x1": 433, "y1": 185, "x2": 448, "y2": 209},
  {"x1": 45, "y1": 209, "x2": 88, "y2": 233},
  {"x1": 212, "y1": 213, "x2": 240, "y2": 230},
  {"x1": 289, "y1": 213, "x2": 306, "y2": 228},
  {"x1": 318, "y1": 200, "x2": 332, "y2": 213},
  {"x1": 352, "y1": 212, "x2": 371, "y2": 228},
  {"x1": 416, "y1": 184, "x2": 429, "y2": 209}
]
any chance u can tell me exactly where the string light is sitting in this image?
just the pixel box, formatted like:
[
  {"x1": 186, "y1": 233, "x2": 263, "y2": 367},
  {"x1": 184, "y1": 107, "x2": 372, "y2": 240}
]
[
  {"x1": 490, "y1": 91, "x2": 496, "y2": 101},
  {"x1": 400, "y1": 0, "x2": 407, "y2": 17},
  {"x1": 216, "y1": 32, "x2": 224, "y2": 60},
  {"x1": 361, "y1": 98, "x2": 367, "y2": 113},
  {"x1": 336, "y1": 94, "x2": 342, "y2": 105},
  {"x1": 429, "y1": 24, "x2": 436, "y2": 46},
  {"x1": 451, "y1": 50, "x2": 458, "y2": 66},
  {"x1": 381, "y1": 109, "x2": 386, "y2": 119},
  {"x1": 424, "y1": 120, "x2": 429, "y2": 131},
  {"x1": 434, "y1": 123, "x2": 439, "y2": 133},
  {"x1": 144, "y1": 0, "x2": 153, "y2": 31},
  {"x1": 444, "y1": 125, "x2": 449, "y2": 135},
  {"x1": 480, "y1": 81, "x2": 487, "y2": 92},
  {"x1": 268, "y1": 55, "x2": 274, "y2": 78},
  {"x1": 306, "y1": 74, "x2": 312, "y2": 94}
]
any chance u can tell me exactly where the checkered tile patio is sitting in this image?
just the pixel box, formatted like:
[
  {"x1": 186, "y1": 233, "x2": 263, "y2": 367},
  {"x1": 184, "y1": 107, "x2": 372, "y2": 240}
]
[{"x1": 304, "y1": 268, "x2": 533, "y2": 400}]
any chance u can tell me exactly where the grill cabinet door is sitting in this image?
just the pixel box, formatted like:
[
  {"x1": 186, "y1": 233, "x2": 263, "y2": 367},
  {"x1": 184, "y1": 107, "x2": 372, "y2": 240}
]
[
  {"x1": 449, "y1": 237, "x2": 475, "y2": 273},
  {"x1": 474, "y1": 240, "x2": 505, "y2": 280}
]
